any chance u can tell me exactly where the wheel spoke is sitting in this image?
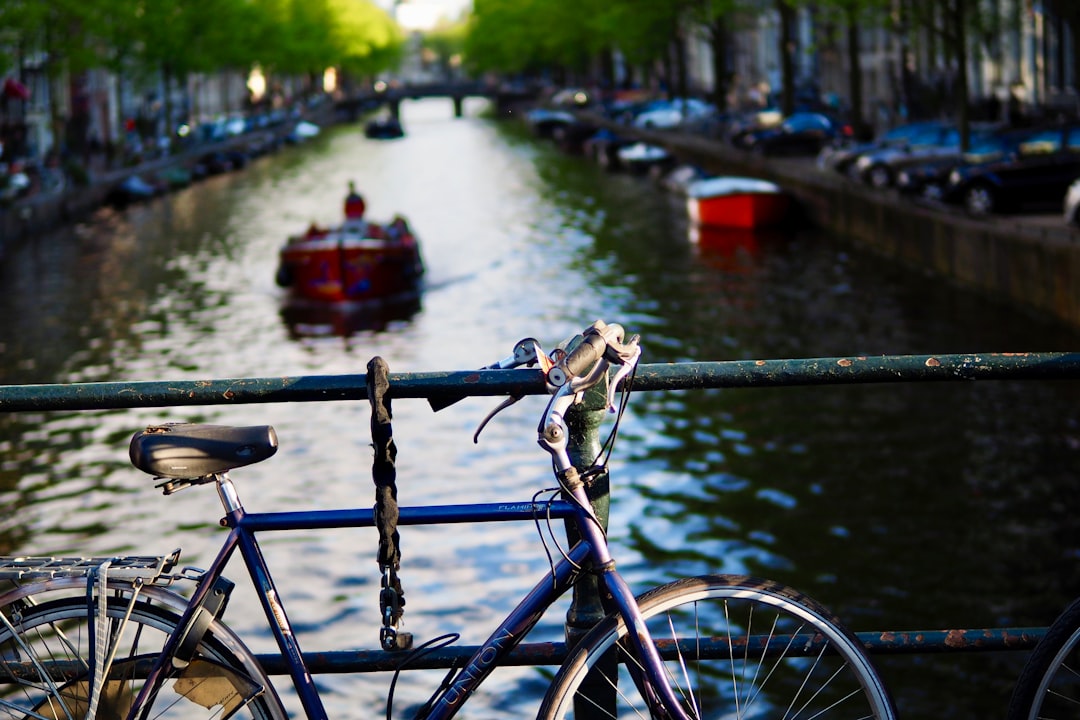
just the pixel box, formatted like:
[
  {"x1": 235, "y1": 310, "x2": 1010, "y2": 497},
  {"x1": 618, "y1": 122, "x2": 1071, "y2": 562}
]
[
  {"x1": 0, "y1": 587, "x2": 284, "y2": 720},
  {"x1": 538, "y1": 575, "x2": 895, "y2": 720}
]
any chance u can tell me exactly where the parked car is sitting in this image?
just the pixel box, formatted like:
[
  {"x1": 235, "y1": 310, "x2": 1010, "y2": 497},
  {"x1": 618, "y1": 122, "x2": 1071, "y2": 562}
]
[
  {"x1": 731, "y1": 112, "x2": 853, "y2": 156},
  {"x1": 1063, "y1": 176, "x2": 1080, "y2": 226},
  {"x1": 548, "y1": 87, "x2": 592, "y2": 108},
  {"x1": 724, "y1": 108, "x2": 784, "y2": 139},
  {"x1": 582, "y1": 127, "x2": 634, "y2": 170},
  {"x1": 941, "y1": 123, "x2": 1080, "y2": 215},
  {"x1": 851, "y1": 122, "x2": 975, "y2": 188},
  {"x1": 895, "y1": 128, "x2": 1034, "y2": 199},
  {"x1": 632, "y1": 98, "x2": 717, "y2": 130},
  {"x1": 0, "y1": 161, "x2": 31, "y2": 203},
  {"x1": 817, "y1": 120, "x2": 949, "y2": 176},
  {"x1": 195, "y1": 151, "x2": 235, "y2": 176},
  {"x1": 106, "y1": 174, "x2": 164, "y2": 207},
  {"x1": 525, "y1": 108, "x2": 577, "y2": 138}
]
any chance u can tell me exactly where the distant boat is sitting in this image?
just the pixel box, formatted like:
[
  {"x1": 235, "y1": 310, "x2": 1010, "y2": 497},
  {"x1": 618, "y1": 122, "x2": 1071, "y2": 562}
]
[
  {"x1": 106, "y1": 174, "x2": 162, "y2": 207},
  {"x1": 365, "y1": 116, "x2": 404, "y2": 139},
  {"x1": 525, "y1": 108, "x2": 576, "y2": 138},
  {"x1": 276, "y1": 217, "x2": 424, "y2": 304},
  {"x1": 616, "y1": 142, "x2": 673, "y2": 174},
  {"x1": 657, "y1": 164, "x2": 709, "y2": 194},
  {"x1": 583, "y1": 128, "x2": 633, "y2": 170},
  {"x1": 686, "y1": 176, "x2": 790, "y2": 229},
  {"x1": 286, "y1": 121, "x2": 321, "y2": 144}
]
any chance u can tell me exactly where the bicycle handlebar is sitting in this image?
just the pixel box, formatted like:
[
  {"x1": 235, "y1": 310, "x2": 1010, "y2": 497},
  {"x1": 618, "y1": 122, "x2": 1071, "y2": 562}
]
[
  {"x1": 519, "y1": 320, "x2": 640, "y2": 477},
  {"x1": 460, "y1": 320, "x2": 641, "y2": 454}
]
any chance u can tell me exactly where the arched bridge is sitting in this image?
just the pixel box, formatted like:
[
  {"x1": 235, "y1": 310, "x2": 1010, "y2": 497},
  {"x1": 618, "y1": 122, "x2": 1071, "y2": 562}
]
[{"x1": 336, "y1": 81, "x2": 541, "y2": 119}]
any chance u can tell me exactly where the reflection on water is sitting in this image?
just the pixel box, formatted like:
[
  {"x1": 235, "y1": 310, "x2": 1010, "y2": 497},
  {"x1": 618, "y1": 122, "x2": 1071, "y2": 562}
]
[
  {"x1": 0, "y1": 98, "x2": 1078, "y2": 718},
  {"x1": 279, "y1": 294, "x2": 423, "y2": 340}
]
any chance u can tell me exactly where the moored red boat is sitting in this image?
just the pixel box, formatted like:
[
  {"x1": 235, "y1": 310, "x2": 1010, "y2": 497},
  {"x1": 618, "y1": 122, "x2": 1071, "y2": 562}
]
[
  {"x1": 275, "y1": 217, "x2": 424, "y2": 303},
  {"x1": 686, "y1": 176, "x2": 790, "y2": 229}
]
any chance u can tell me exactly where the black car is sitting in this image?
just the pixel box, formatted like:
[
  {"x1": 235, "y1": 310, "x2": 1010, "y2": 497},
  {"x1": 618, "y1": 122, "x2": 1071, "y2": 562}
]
[
  {"x1": 941, "y1": 123, "x2": 1080, "y2": 215},
  {"x1": 732, "y1": 112, "x2": 853, "y2": 156},
  {"x1": 849, "y1": 122, "x2": 1002, "y2": 188},
  {"x1": 896, "y1": 129, "x2": 1034, "y2": 199},
  {"x1": 817, "y1": 120, "x2": 949, "y2": 177},
  {"x1": 195, "y1": 151, "x2": 235, "y2": 176}
]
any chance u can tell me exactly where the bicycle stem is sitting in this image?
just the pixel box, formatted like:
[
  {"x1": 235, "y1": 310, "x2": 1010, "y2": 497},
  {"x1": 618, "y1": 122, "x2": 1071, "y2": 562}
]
[
  {"x1": 534, "y1": 330, "x2": 688, "y2": 720},
  {"x1": 560, "y1": 474, "x2": 693, "y2": 720}
]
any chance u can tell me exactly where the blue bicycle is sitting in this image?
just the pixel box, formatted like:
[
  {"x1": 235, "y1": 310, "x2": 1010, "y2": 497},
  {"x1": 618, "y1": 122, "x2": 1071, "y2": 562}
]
[{"x1": 0, "y1": 321, "x2": 895, "y2": 719}]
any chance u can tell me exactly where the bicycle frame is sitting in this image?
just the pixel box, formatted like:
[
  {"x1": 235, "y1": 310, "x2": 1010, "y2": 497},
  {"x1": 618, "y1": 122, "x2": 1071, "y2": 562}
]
[{"x1": 128, "y1": 474, "x2": 689, "y2": 720}]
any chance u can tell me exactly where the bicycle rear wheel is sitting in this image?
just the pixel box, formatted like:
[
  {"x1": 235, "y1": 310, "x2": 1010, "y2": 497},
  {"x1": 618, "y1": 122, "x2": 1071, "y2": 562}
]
[
  {"x1": 0, "y1": 584, "x2": 286, "y2": 720},
  {"x1": 538, "y1": 574, "x2": 895, "y2": 720},
  {"x1": 1007, "y1": 596, "x2": 1080, "y2": 720}
]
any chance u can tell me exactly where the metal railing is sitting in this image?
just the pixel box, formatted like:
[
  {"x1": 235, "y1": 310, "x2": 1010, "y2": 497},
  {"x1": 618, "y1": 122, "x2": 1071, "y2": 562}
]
[{"x1": 1, "y1": 350, "x2": 1077, "y2": 674}]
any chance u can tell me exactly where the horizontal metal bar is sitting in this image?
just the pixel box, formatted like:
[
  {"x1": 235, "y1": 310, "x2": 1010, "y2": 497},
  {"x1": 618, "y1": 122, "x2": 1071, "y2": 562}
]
[
  {"x1": 636, "y1": 352, "x2": 1080, "y2": 390},
  {"x1": 0, "y1": 626, "x2": 1041, "y2": 684},
  {"x1": 0, "y1": 624, "x2": 1046, "y2": 686},
  {"x1": 1, "y1": 353, "x2": 1077, "y2": 412},
  {"x1": 250, "y1": 627, "x2": 1047, "y2": 675}
]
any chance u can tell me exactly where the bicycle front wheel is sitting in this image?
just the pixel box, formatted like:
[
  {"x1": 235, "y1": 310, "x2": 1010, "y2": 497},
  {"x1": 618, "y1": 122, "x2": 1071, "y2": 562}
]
[
  {"x1": 0, "y1": 585, "x2": 286, "y2": 720},
  {"x1": 1007, "y1": 596, "x2": 1080, "y2": 720},
  {"x1": 539, "y1": 574, "x2": 895, "y2": 720}
]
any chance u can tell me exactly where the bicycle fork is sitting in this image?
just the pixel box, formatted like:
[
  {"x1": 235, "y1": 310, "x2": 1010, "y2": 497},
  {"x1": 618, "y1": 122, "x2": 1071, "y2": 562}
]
[
  {"x1": 542, "y1": 402, "x2": 692, "y2": 720},
  {"x1": 578, "y1": 500, "x2": 695, "y2": 720}
]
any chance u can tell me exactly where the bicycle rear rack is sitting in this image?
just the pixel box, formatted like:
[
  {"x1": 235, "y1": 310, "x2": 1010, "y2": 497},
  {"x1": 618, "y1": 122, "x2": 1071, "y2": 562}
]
[{"x1": 0, "y1": 554, "x2": 175, "y2": 581}]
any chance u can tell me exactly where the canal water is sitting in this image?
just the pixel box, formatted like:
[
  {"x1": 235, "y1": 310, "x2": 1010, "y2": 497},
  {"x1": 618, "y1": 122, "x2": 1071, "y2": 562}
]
[{"x1": 1, "y1": 98, "x2": 1079, "y2": 719}]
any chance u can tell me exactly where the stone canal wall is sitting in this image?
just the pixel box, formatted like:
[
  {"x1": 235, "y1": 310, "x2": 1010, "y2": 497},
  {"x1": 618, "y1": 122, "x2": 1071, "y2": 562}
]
[{"x1": 639, "y1": 129, "x2": 1080, "y2": 330}]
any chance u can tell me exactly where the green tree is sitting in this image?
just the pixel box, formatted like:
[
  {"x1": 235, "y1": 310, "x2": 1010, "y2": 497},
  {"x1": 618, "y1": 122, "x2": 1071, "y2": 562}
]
[
  {"x1": 775, "y1": 0, "x2": 796, "y2": 115},
  {"x1": 326, "y1": 0, "x2": 404, "y2": 80},
  {"x1": 904, "y1": 0, "x2": 995, "y2": 147},
  {"x1": 464, "y1": 0, "x2": 551, "y2": 76},
  {"x1": 422, "y1": 21, "x2": 468, "y2": 81},
  {"x1": 1057, "y1": 0, "x2": 1080, "y2": 94},
  {"x1": 465, "y1": 0, "x2": 682, "y2": 90},
  {"x1": 809, "y1": 0, "x2": 891, "y2": 136},
  {"x1": 596, "y1": 0, "x2": 684, "y2": 94},
  {"x1": 685, "y1": 0, "x2": 742, "y2": 111},
  {"x1": 0, "y1": 0, "x2": 103, "y2": 155}
]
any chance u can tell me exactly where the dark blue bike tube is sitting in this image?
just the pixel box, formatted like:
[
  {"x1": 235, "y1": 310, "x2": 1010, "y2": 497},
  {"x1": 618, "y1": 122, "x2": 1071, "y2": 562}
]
[
  {"x1": 423, "y1": 540, "x2": 592, "y2": 719},
  {"x1": 228, "y1": 500, "x2": 581, "y2": 720},
  {"x1": 233, "y1": 519, "x2": 331, "y2": 720},
  {"x1": 126, "y1": 526, "x2": 245, "y2": 720},
  {"x1": 572, "y1": 489, "x2": 694, "y2": 720}
]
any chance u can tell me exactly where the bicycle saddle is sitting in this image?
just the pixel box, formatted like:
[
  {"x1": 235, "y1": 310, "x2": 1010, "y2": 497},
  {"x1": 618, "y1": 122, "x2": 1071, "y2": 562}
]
[{"x1": 130, "y1": 423, "x2": 278, "y2": 479}]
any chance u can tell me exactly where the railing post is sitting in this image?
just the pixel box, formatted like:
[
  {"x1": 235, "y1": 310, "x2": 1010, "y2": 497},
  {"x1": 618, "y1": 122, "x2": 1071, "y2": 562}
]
[{"x1": 562, "y1": 373, "x2": 614, "y2": 717}]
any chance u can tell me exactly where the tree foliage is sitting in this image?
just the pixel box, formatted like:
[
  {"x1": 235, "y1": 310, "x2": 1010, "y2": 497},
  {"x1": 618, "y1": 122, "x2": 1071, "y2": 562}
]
[
  {"x1": 0, "y1": 0, "x2": 404, "y2": 155},
  {"x1": 0, "y1": 0, "x2": 405, "y2": 85},
  {"x1": 422, "y1": 20, "x2": 467, "y2": 80},
  {"x1": 465, "y1": 0, "x2": 695, "y2": 87},
  {"x1": 804, "y1": 0, "x2": 892, "y2": 132},
  {"x1": 464, "y1": 0, "x2": 603, "y2": 79}
]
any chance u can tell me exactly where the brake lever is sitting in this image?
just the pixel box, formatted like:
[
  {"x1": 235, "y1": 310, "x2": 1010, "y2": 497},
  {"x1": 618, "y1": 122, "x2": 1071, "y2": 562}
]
[
  {"x1": 429, "y1": 338, "x2": 547, "y2": 412},
  {"x1": 605, "y1": 345, "x2": 641, "y2": 411},
  {"x1": 486, "y1": 338, "x2": 544, "y2": 370},
  {"x1": 472, "y1": 395, "x2": 521, "y2": 443},
  {"x1": 472, "y1": 338, "x2": 556, "y2": 440}
]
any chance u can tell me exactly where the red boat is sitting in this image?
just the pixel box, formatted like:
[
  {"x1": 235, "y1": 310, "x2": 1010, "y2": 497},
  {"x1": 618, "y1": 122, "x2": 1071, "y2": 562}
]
[
  {"x1": 686, "y1": 176, "x2": 790, "y2": 229},
  {"x1": 275, "y1": 217, "x2": 424, "y2": 303}
]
